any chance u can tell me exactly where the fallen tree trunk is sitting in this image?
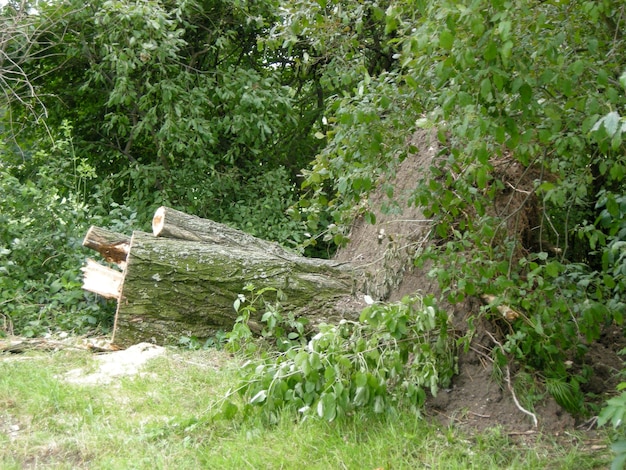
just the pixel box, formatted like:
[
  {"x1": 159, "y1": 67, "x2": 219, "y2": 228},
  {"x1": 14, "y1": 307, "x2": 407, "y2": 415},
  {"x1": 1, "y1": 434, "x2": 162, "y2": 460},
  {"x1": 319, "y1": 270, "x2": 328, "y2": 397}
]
[{"x1": 82, "y1": 207, "x2": 365, "y2": 347}]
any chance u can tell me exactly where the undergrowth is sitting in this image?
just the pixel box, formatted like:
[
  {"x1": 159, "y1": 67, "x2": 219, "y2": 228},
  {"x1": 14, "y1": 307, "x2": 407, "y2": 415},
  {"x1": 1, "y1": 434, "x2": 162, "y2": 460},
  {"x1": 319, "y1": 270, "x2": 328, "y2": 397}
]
[{"x1": 221, "y1": 284, "x2": 456, "y2": 423}]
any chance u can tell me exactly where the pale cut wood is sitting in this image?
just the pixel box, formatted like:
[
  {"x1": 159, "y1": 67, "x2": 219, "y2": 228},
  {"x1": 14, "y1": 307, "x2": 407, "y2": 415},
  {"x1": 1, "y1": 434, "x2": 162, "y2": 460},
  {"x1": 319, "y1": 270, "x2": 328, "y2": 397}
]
[
  {"x1": 82, "y1": 226, "x2": 130, "y2": 267},
  {"x1": 481, "y1": 294, "x2": 521, "y2": 321},
  {"x1": 81, "y1": 258, "x2": 123, "y2": 299}
]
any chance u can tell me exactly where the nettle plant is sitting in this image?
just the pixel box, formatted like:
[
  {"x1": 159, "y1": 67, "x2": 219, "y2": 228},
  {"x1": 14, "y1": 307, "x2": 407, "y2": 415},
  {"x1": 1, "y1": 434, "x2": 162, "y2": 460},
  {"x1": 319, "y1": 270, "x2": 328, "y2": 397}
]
[{"x1": 222, "y1": 285, "x2": 455, "y2": 423}]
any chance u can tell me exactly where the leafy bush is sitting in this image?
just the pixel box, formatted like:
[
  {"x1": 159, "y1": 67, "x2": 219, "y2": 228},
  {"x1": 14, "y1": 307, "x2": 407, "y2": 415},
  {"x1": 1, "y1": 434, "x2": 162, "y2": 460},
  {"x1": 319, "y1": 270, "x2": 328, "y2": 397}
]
[
  {"x1": 5, "y1": 0, "x2": 312, "y2": 250},
  {"x1": 0, "y1": 122, "x2": 138, "y2": 337},
  {"x1": 293, "y1": 72, "x2": 415, "y2": 250},
  {"x1": 224, "y1": 286, "x2": 455, "y2": 423},
  {"x1": 598, "y1": 372, "x2": 626, "y2": 470},
  {"x1": 0, "y1": 171, "x2": 99, "y2": 336},
  {"x1": 271, "y1": 0, "x2": 626, "y2": 420},
  {"x1": 163, "y1": 165, "x2": 306, "y2": 248},
  {"x1": 220, "y1": 167, "x2": 305, "y2": 246}
]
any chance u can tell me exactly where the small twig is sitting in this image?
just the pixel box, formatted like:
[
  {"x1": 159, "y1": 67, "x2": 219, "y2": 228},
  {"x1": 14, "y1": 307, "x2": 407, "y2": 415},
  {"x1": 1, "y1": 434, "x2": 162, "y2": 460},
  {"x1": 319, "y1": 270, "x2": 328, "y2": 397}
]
[
  {"x1": 484, "y1": 330, "x2": 538, "y2": 428},
  {"x1": 431, "y1": 409, "x2": 459, "y2": 424},
  {"x1": 506, "y1": 365, "x2": 538, "y2": 428},
  {"x1": 577, "y1": 416, "x2": 598, "y2": 431},
  {"x1": 380, "y1": 219, "x2": 434, "y2": 225},
  {"x1": 354, "y1": 229, "x2": 432, "y2": 269},
  {"x1": 469, "y1": 345, "x2": 494, "y2": 365},
  {"x1": 505, "y1": 181, "x2": 531, "y2": 195},
  {"x1": 507, "y1": 430, "x2": 538, "y2": 436}
]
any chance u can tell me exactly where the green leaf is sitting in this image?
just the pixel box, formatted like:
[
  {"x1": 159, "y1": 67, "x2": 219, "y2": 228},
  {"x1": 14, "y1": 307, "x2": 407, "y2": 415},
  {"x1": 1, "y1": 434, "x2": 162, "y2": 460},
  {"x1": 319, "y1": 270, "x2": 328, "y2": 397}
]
[
  {"x1": 355, "y1": 371, "x2": 368, "y2": 387},
  {"x1": 353, "y1": 385, "x2": 370, "y2": 406},
  {"x1": 611, "y1": 448, "x2": 626, "y2": 470},
  {"x1": 296, "y1": 351, "x2": 311, "y2": 375},
  {"x1": 439, "y1": 30, "x2": 454, "y2": 50},
  {"x1": 604, "y1": 112, "x2": 621, "y2": 137},
  {"x1": 593, "y1": 112, "x2": 621, "y2": 137},
  {"x1": 364, "y1": 211, "x2": 376, "y2": 225},
  {"x1": 476, "y1": 166, "x2": 488, "y2": 189},
  {"x1": 536, "y1": 181, "x2": 555, "y2": 193},
  {"x1": 500, "y1": 40, "x2": 513, "y2": 63},
  {"x1": 610, "y1": 164, "x2": 625, "y2": 182},
  {"x1": 570, "y1": 60, "x2": 585, "y2": 77},
  {"x1": 49, "y1": 279, "x2": 63, "y2": 294},
  {"x1": 480, "y1": 78, "x2": 492, "y2": 100},
  {"x1": 352, "y1": 177, "x2": 373, "y2": 192},
  {"x1": 250, "y1": 390, "x2": 267, "y2": 404},
  {"x1": 309, "y1": 352, "x2": 322, "y2": 371},
  {"x1": 545, "y1": 261, "x2": 560, "y2": 278},
  {"x1": 373, "y1": 395, "x2": 385, "y2": 413},
  {"x1": 497, "y1": 20, "x2": 512, "y2": 40},
  {"x1": 476, "y1": 144, "x2": 489, "y2": 164},
  {"x1": 519, "y1": 83, "x2": 532, "y2": 104},
  {"x1": 317, "y1": 393, "x2": 337, "y2": 421},
  {"x1": 324, "y1": 366, "x2": 336, "y2": 383},
  {"x1": 220, "y1": 401, "x2": 239, "y2": 419},
  {"x1": 484, "y1": 41, "x2": 498, "y2": 61}
]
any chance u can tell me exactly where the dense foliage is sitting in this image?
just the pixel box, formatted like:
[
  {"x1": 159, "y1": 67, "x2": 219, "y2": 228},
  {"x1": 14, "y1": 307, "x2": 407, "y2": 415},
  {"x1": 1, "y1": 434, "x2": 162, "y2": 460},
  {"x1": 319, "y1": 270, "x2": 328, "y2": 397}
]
[
  {"x1": 286, "y1": 0, "x2": 626, "y2": 410},
  {"x1": 4, "y1": 0, "x2": 314, "y2": 238},
  {"x1": 1, "y1": 0, "x2": 625, "y2": 456},
  {"x1": 222, "y1": 285, "x2": 454, "y2": 422},
  {"x1": 0, "y1": 119, "x2": 139, "y2": 335}
]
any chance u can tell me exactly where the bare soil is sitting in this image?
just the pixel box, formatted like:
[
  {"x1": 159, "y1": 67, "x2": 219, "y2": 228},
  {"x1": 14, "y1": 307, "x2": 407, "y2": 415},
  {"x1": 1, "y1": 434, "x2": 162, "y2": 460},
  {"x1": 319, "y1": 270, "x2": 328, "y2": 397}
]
[{"x1": 334, "y1": 128, "x2": 625, "y2": 434}]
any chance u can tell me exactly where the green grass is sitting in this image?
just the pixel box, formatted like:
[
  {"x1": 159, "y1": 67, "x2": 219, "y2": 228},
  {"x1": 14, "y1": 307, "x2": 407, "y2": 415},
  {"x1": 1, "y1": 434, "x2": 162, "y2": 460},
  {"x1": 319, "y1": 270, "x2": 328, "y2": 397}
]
[{"x1": 0, "y1": 348, "x2": 611, "y2": 469}]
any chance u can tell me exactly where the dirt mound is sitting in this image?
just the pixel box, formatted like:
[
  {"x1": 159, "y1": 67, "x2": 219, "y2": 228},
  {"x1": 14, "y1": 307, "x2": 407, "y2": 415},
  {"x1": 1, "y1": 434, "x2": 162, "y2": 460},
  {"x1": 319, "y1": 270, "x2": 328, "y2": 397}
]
[
  {"x1": 335, "y1": 129, "x2": 623, "y2": 433},
  {"x1": 334, "y1": 128, "x2": 441, "y2": 303}
]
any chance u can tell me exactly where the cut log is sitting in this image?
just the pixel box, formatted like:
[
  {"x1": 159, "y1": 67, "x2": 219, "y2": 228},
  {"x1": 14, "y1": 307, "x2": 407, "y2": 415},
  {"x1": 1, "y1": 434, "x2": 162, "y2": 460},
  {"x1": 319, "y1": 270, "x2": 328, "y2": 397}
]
[
  {"x1": 82, "y1": 207, "x2": 367, "y2": 347},
  {"x1": 111, "y1": 232, "x2": 363, "y2": 346},
  {"x1": 82, "y1": 226, "x2": 130, "y2": 268},
  {"x1": 152, "y1": 206, "x2": 302, "y2": 261}
]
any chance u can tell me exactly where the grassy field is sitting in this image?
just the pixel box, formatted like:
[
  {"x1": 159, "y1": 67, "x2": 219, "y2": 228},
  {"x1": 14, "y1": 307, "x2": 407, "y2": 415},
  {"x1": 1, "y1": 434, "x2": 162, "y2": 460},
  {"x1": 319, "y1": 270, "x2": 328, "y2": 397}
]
[{"x1": 0, "y1": 346, "x2": 611, "y2": 469}]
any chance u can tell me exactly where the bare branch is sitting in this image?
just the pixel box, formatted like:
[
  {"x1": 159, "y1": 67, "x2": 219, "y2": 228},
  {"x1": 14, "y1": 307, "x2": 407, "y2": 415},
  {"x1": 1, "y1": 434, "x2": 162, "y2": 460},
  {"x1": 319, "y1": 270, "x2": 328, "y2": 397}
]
[{"x1": 0, "y1": 1, "x2": 87, "y2": 128}]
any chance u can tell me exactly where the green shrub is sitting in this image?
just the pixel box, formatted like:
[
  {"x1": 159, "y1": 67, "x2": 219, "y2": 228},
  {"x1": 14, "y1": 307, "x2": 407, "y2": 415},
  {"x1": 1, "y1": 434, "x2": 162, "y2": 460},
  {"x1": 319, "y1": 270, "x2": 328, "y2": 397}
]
[
  {"x1": 223, "y1": 287, "x2": 456, "y2": 424},
  {"x1": 0, "y1": 122, "x2": 138, "y2": 337},
  {"x1": 598, "y1": 374, "x2": 626, "y2": 470}
]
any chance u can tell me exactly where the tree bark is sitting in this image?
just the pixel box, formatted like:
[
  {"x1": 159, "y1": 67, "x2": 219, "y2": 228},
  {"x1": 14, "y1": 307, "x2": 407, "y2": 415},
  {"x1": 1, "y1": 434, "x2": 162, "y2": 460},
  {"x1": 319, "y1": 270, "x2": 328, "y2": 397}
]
[
  {"x1": 152, "y1": 206, "x2": 304, "y2": 261},
  {"x1": 82, "y1": 207, "x2": 365, "y2": 347}
]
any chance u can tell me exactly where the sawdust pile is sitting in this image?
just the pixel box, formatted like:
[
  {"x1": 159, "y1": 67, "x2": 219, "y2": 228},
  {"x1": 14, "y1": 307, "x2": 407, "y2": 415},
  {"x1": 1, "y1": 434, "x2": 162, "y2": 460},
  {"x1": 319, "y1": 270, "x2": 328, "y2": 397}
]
[{"x1": 63, "y1": 343, "x2": 166, "y2": 385}]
